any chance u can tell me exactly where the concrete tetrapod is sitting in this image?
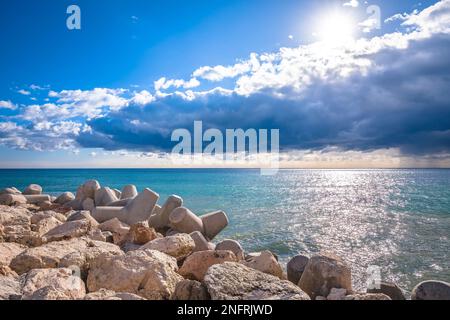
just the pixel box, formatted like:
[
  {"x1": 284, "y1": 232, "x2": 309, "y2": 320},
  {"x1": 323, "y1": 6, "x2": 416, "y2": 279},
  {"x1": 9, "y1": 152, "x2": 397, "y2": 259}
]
[{"x1": 92, "y1": 188, "x2": 159, "y2": 225}]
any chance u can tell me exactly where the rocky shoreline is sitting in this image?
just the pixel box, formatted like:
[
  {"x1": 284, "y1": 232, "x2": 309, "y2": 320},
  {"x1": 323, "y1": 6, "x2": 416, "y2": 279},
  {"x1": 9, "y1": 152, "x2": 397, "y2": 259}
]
[{"x1": 1, "y1": 180, "x2": 449, "y2": 300}]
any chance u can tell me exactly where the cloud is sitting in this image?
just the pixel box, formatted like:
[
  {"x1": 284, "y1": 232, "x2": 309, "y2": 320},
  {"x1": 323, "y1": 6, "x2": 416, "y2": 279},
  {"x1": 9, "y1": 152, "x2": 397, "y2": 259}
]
[
  {"x1": 343, "y1": 0, "x2": 359, "y2": 8},
  {"x1": 18, "y1": 89, "x2": 31, "y2": 96},
  {"x1": 359, "y1": 17, "x2": 380, "y2": 33},
  {"x1": 154, "y1": 77, "x2": 200, "y2": 91},
  {"x1": 192, "y1": 53, "x2": 260, "y2": 81},
  {"x1": 1, "y1": 0, "x2": 450, "y2": 161},
  {"x1": 0, "y1": 100, "x2": 16, "y2": 110}
]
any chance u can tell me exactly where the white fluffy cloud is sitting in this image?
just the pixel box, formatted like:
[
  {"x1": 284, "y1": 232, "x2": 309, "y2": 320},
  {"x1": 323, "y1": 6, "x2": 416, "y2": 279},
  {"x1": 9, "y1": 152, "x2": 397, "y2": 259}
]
[
  {"x1": 0, "y1": 100, "x2": 16, "y2": 110},
  {"x1": 343, "y1": 0, "x2": 359, "y2": 8},
  {"x1": 154, "y1": 77, "x2": 200, "y2": 91}
]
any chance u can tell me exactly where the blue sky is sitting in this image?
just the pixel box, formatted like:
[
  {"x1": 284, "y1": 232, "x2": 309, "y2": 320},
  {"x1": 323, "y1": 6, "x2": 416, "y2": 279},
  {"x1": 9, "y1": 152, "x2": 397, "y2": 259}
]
[{"x1": 0, "y1": 0, "x2": 449, "y2": 168}]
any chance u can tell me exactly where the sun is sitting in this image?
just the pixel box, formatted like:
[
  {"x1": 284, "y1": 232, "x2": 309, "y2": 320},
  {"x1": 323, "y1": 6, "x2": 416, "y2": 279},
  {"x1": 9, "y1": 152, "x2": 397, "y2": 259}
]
[{"x1": 315, "y1": 12, "x2": 356, "y2": 44}]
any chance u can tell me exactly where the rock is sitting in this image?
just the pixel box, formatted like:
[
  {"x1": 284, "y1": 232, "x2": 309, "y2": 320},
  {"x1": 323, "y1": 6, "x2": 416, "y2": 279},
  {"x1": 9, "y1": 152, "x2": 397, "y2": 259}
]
[
  {"x1": 411, "y1": 280, "x2": 450, "y2": 300},
  {"x1": 10, "y1": 237, "x2": 122, "y2": 275},
  {"x1": 216, "y1": 239, "x2": 244, "y2": 260},
  {"x1": 87, "y1": 249, "x2": 183, "y2": 300},
  {"x1": 141, "y1": 234, "x2": 195, "y2": 261},
  {"x1": 172, "y1": 279, "x2": 210, "y2": 300},
  {"x1": 125, "y1": 221, "x2": 158, "y2": 245},
  {"x1": 0, "y1": 243, "x2": 26, "y2": 266},
  {"x1": 113, "y1": 189, "x2": 122, "y2": 199},
  {"x1": 149, "y1": 195, "x2": 183, "y2": 230},
  {"x1": 298, "y1": 252, "x2": 352, "y2": 299},
  {"x1": 120, "y1": 185, "x2": 138, "y2": 200},
  {"x1": 0, "y1": 273, "x2": 21, "y2": 300},
  {"x1": 190, "y1": 231, "x2": 215, "y2": 252},
  {"x1": 0, "y1": 194, "x2": 27, "y2": 206},
  {"x1": 287, "y1": 254, "x2": 309, "y2": 285},
  {"x1": 42, "y1": 219, "x2": 96, "y2": 243},
  {"x1": 179, "y1": 250, "x2": 237, "y2": 281},
  {"x1": 0, "y1": 187, "x2": 21, "y2": 195},
  {"x1": 345, "y1": 293, "x2": 391, "y2": 300},
  {"x1": 21, "y1": 268, "x2": 86, "y2": 300},
  {"x1": 82, "y1": 198, "x2": 95, "y2": 211},
  {"x1": 23, "y1": 184, "x2": 42, "y2": 195},
  {"x1": 84, "y1": 288, "x2": 145, "y2": 300},
  {"x1": 327, "y1": 288, "x2": 348, "y2": 300},
  {"x1": 81, "y1": 180, "x2": 101, "y2": 199},
  {"x1": 31, "y1": 211, "x2": 66, "y2": 224},
  {"x1": 165, "y1": 229, "x2": 180, "y2": 237},
  {"x1": 23, "y1": 195, "x2": 51, "y2": 204},
  {"x1": 200, "y1": 210, "x2": 229, "y2": 240},
  {"x1": 204, "y1": 262, "x2": 310, "y2": 300},
  {"x1": 244, "y1": 251, "x2": 283, "y2": 279},
  {"x1": 169, "y1": 207, "x2": 204, "y2": 234},
  {"x1": 87, "y1": 229, "x2": 108, "y2": 242},
  {"x1": 94, "y1": 187, "x2": 119, "y2": 206},
  {"x1": 32, "y1": 216, "x2": 63, "y2": 235},
  {"x1": 367, "y1": 282, "x2": 405, "y2": 300},
  {"x1": 98, "y1": 218, "x2": 130, "y2": 245},
  {"x1": 66, "y1": 210, "x2": 99, "y2": 227},
  {"x1": 38, "y1": 201, "x2": 54, "y2": 211},
  {"x1": 92, "y1": 188, "x2": 159, "y2": 225},
  {"x1": 54, "y1": 192, "x2": 75, "y2": 205}
]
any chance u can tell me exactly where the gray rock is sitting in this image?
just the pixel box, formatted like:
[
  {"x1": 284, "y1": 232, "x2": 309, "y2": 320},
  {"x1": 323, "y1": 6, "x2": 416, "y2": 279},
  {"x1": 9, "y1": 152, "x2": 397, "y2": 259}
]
[
  {"x1": 367, "y1": 282, "x2": 405, "y2": 300},
  {"x1": 204, "y1": 262, "x2": 310, "y2": 300},
  {"x1": 54, "y1": 192, "x2": 75, "y2": 205},
  {"x1": 172, "y1": 280, "x2": 211, "y2": 300},
  {"x1": 411, "y1": 280, "x2": 450, "y2": 300},
  {"x1": 287, "y1": 254, "x2": 309, "y2": 285},
  {"x1": 216, "y1": 239, "x2": 244, "y2": 260}
]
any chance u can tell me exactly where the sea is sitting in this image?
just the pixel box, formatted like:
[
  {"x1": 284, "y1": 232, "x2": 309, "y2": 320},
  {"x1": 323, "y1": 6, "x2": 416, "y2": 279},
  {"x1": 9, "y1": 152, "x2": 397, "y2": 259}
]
[{"x1": 1, "y1": 168, "x2": 449, "y2": 293}]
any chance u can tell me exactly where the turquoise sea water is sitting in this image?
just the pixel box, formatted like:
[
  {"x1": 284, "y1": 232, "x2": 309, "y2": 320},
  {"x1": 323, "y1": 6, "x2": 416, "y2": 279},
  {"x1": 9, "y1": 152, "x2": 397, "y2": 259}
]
[{"x1": 1, "y1": 168, "x2": 449, "y2": 292}]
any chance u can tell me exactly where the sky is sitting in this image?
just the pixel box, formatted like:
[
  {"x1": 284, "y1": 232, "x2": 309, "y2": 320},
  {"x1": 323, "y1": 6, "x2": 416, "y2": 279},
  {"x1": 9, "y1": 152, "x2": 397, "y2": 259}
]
[{"x1": 0, "y1": 0, "x2": 450, "y2": 168}]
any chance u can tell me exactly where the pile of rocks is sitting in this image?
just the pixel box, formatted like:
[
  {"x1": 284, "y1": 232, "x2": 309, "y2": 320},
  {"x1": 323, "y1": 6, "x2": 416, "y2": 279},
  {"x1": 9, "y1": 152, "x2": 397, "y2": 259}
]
[{"x1": 1, "y1": 180, "x2": 449, "y2": 300}]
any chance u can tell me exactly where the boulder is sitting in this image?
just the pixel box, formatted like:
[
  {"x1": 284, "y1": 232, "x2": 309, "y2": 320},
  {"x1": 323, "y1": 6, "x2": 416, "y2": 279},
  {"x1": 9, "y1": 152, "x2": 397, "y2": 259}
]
[
  {"x1": 0, "y1": 273, "x2": 21, "y2": 300},
  {"x1": 125, "y1": 221, "x2": 158, "y2": 245},
  {"x1": 0, "y1": 243, "x2": 26, "y2": 266},
  {"x1": 31, "y1": 211, "x2": 66, "y2": 225},
  {"x1": 140, "y1": 234, "x2": 195, "y2": 260},
  {"x1": 149, "y1": 195, "x2": 183, "y2": 230},
  {"x1": 204, "y1": 262, "x2": 310, "y2": 300},
  {"x1": 10, "y1": 237, "x2": 123, "y2": 275},
  {"x1": 244, "y1": 251, "x2": 283, "y2": 279},
  {"x1": 367, "y1": 282, "x2": 405, "y2": 300},
  {"x1": 87, "y1": 249, "x2": 183, "y2": 300},
  {"x1": 287, "y1": 254, "x2": 309, "y2": 285},
  {"x1": 344, "y1": 293, "x2": 391, "y2": 300},
  {"x1": 298, "y1": 252, "x2": 352, "y2": 299},
  {"x1": 216, "y1": 239, "x2": 244, "y2": 260},
  {"x1": 411, "y1": 280, "x2": 450, "y2": 300},
  {"x1": 84, "y1": 288, "x2": 145, "y2": 300},
  {"x1": 113, "y1": 189, "x2": 122, "y2": 199},
  {"x1": 31, "y1": 216, "x2": 63, "y2": 235},
  {"x1": 172, "y1": 279, "x2": 210, "y2": 300},
  {"x1": 108, "y1": 199, "x2": 133, "y2": 207},
  {"x1": 200, "y1": 210, "x2": 229, "y2": 240},
  {"x1": 120, "y1": 185, "x2": 138, "y2": 200},
  {"x1": 98, "y1": 218, "x2": 130, "y2": 245},
  {"x1": 169, "y1": 207, "x2": 204, "y2": 234},
  {"x1": 66, "y1": 211, "x2": 99, "y2": 227},
  {"x1": 54, "y1": 192, "x2": 75, "y2": 205},
  {"x1": 327, "y1": 288, "x2": 348, "y2": 300},
  {"x1": 42, "y1": 219, "x2": 96, "y2": 243},
  {"x1": 92, "y1": 188, "x2": 159, "y2": 225},
  {"x1": 0, "y1": 194, "x2": 27, "y2": 206},
  {"x1": 179, "y1": 250, "x2": 237, "y2": 281},
  {"x1": 190, "y1": 231, "x2": 215, "y2": 252},
  {"x1": 38, "y1": 201, "x2": 54, "y2": 211},
  {"x1": 94, "y1": 187, "x2": 119, "y2": 206},
  {"x1": 23, "y1": 184, "x2": 42, "y2": 195},
  {"x1": 21, "y1": 268, "x2": 86, "y2": 300}
]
